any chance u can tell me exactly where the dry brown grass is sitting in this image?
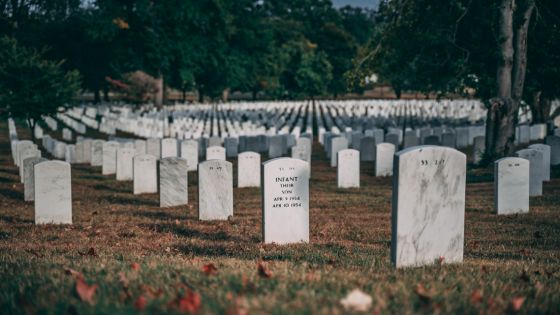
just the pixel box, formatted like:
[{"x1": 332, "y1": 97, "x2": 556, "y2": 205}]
[{"x1": 0, "y1": 121, "x2": 559, "y2": 314}]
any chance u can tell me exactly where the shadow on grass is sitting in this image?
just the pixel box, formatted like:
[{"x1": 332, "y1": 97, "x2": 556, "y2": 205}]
[
  {"x1": 0, "y1": 215, "x2": 33, "y2": 224},
  {"x1": 139, "y1": 222, "x2": 247, "y2": 243},
  {"x1": 0, "y1": 188, "x2": 23, "y2": 201},
  {"x1": 102, "y1": 195, "x2": 158, "y2": 206}
]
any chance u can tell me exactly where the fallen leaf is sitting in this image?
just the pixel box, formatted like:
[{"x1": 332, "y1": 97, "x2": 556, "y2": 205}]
[
  {"x1": 257, "y1": 261, "x2": 272, "y2": 278},
  {"x1": 65, "y1": 268, "x2": 83, "y2": 279},
  {"x1": 134, "y1": 295, "x2": 147, "y2": 311},
  {"x1": 78, "y1": 247, "x2": 98, "y2": 257},
  {"x1": 131, "y1": 262, "x2": 141, "y2": 271},
  {"x1": 470, "y1": 289, "x2": 483, "y2": 304},
  {"x1": 414, "y1": 283, "x2": 432, "y2": 303},
  {"x1": 177, "y1": 290, "x2": 201, "y2": 314},
  {"x1": 75, "y1": 277, "x2": 98, "y2": 305},
  {"x1": 340, "y1": 289, "x2": 372, "y2": 312},
  {"x1": 508, "y1": 296, "x2": 525, "y2": 313},
  {"x1": 202, "y1": 263, "x2": 218, "y2": 276}
]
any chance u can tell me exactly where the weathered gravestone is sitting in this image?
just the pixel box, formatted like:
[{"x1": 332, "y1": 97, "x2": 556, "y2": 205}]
[
  {"x1": 91, "y1": 140, "x2": 104, "y2": 166},
  {"x1": 385, "y1": 133, "x2": 400, "y2": 148},
  {"x1": 337, "y1": 149, "x2": 360, "y2": 188},
  {"x1": 206, "y1": 146, "x2": 226, "y2": 160},
  {"x1": 75, "y1": 142, "x2": 85, "y2": 163},
  {"x1": 82, "y1": 139, "x2": 92, "y2": 163},
  {"x1": 23, "y1": 157, "x2": 47, "y2": 201},
  {"x1": 441, "y1": 133, "x2": 456, "y2": 148},
  {"x1": 423, "y1": 135, "x2": 440, "y2": 146},
  {"x1": 181, "y1": 140, "x2": 199, "y2": 171},
  {"x1": 65, "y1": 145, "x2": 76, "y2": 164},
  {"x1": 102, "y1": 141, "x2": 120, "y2": 175},
  {"x1": 528, "y1": 144, "x2": 551, "y2": 181},
  {"x1": 16, "y1": 141, "x2": 35, "y2": 167},
  {"x1": 146, "y1": 138, "x2": 161, "y2": 158},
  {"x1": 494, "y1": 157, "x2": 529, "y2": 215},
  {"x1": 54, "y1": 142, "x2": 66, "y2": 159},
  {"x1": 262, "y1": 158, "x2": 310, "y2": 244},
  {"x1": 403, "y1": 131, "x2": 419, "y2": 148},
  {"x1": 360, "y1": 136, "x2": 376, "y2": 162},
  {"x1": 161, "y1": 138, "x2": 178, "y2": 158},
  {"x1": 330, "y1": 137, "x2": 348, "y2": 167},
  {"x1": 472, "y1": 136, "x2": 485, "y2": 164},
  {"x1": 391, "y1": 146, "x2": 466, "y2": 268},
  {"x1": 238, "y1": 152, "x2": 261, "y2": 188},
  {"x1": 135, "y1": 139, "x2": 147, "y2": 156},
  {"x1": 19, "y1": 148, "x2": 41, "y2": 182},
  {"x1": 159, "y1": 157, "x2": 188, "y2": 207},
  {"x1": 34, "y1": 160, "x2": 72, "y2": 224},
  {"x1": 198, "y1": 160, "x2": 233, "y2": 220},
  {"x1": 116, "y1": 148, "x2": 134, "y2": 181},
  {"x1": 375, "y1": 143, "x2": 395, "y2": 176},
  {"x1": 515, "y1": 149, "x2": 543, "y2": 196},
  {"x1": 133, "y1": 154, "x2": 157, "y2": 194},
  {"x1": 268, "y1": 136, "x2": 284, "y2": 158},
  {"x1": 545, "y1": 135, "x2": 560, "y2": 165},
  {"x1": 225, "y1": 137, "x2": 239, "y2": 158}
]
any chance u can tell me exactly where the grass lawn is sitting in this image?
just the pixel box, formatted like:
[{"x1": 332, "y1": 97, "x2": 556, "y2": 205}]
[{"x1": 1, "y1": 120, "x2": 559, "y2": 314}]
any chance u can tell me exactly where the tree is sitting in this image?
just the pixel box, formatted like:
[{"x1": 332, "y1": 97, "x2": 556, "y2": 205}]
[
  {"x1": 353, "y1": 0, "x2": 546, "y2": 160},
  {"x1": 0, "y1": 37, "x2": 81, "y2": 138}
]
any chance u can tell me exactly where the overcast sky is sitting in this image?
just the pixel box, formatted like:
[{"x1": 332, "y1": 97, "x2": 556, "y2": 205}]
[{"x1": 332, "y1": 0, "x2": 379, "y2": 9}]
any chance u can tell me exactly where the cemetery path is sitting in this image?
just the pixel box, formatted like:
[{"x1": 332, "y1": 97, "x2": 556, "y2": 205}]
[{"x1": 1, "y1": 121, "x2": 560, "y2": 314}]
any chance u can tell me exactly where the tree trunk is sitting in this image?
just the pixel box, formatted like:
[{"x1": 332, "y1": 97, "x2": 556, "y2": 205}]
[
  {"x1": 182, "y1": 87, "x2": 186, "y2": 103},
  {"x1": 529, "y1": 91, "x2": 552, "y2": 123},
  {"x1": 103, "y1": 88, "x2": 110, "y2": 102},
  {"x1": 155, "y1": 71, "x2": 163, "y2": 109},
  {"x1": 94, "y1": 89, "x2": 101, "y2": 104},
  {"x1": 484, "y1": 0, "x2": 534, "y2": 160}
]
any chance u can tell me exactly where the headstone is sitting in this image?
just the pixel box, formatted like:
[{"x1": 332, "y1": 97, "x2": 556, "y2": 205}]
[
  {"x1": 146, "y1": 138, "x2": 161, "y2": 158},
  {"x1": 268, "y1": 135, "x2": 284, "y2": 158},
  {"x1": 337, "y1": 149, "x2": 360, "y2": 188},
  {"x1": 134, "y1": 139, "x2": 147, "y2": 156},
  {"x1": 360, "y1": 136, "x2": 376, "y2": 161},
  {"x1": 517, "y1": 125, "x2": 530, "y2": 144},
  {"x1": 198, "y1": 160, "x2": 233, "y2": 220},
  {"x1": 102, "y1": 141, "x2": 120, "y2": 175},
  {"x1": 472, "y1": 136, "x2": 485, "y2": 164},
  {"x1": 351, "y1": 132, "x2": 363, "y2": 150},
  {"x1": 161, "y1": 138, "x2": 178, "y2": 158},
  {"x1": 455, "y1": 128, "x2": 469, "y2": 149},
  {"x1": 91, "y1": 140, "x2": 104, "y2": 166},
  {"x1": 225, "y1": 137, "x2": 239, "y2": 158},
  {"x1": 116, "y1": 148, "x2": 134, "y2": 181},
  {"x1": 180, "y1": 140, "x2": 199, "y2": 171},
  {"x1": 133, "y1": 154, "x2": 157, "y2": 194},
  {"x1": 82, "y1": 139, "x2": 92, "y2": 163},
  {"x1": 159, "y1": 157, "x2": 188, "y2": 207},
  {"x1": 23, "y1": 157, "x2": 47, "y2": 201},
  {"x1": 375, "y1": 143, "x2": 395, "y2": 176},
  {"x1": 391, "y1": 146, "x2": 466, "y2": 268},
  {"x1": 19, "y1": 148, "x2": 41, "y2": 181},
  {"x1": 403, "y1": 131, "x2": 419, "y2": 148},
  {"x1": 515, "y1": 149, "x2": 543, "y2": 196},
  {"x1": 238, "y1": 152, "x2": 261, "y2": 188},
  {"x1": 209, "y1": 136, "x2": 222, "y2": 147},
  {"x1": 262, "y1": 158, "x2": 310, "y2": 244},
  {"x1": 206, "y1": 146, "x2": 226, "y2": 160},
  {"x1": 385, "y1": 133, "x2": 400, "y2": 147},
  {"x1": 330, "y1": 137, "x2": 348, "y2": 167},
  {"x1": 545, "y1": 135, "x2": 560, "y2": 165},
  {"x1": 75, "y1": 142, "x2": 85, "y2": 163},
  {"x1": 494, "y1": 157, "x2": 529, "y2": 215},
  {"x1": 528, "y1": 144, "x2": 551, "y2": 181},
  {"x1": 424, "y1": 135, "x2": 440, "y2": 146},
  {"x1": 441, "y1": 133, "x2": 456, "y2": 148},
  {"x1": 34, "y1": 161, "x2": 72, "y2": 224},
  {"x1": 65, "y1": 145, "x2": 76, "y2": 164}
]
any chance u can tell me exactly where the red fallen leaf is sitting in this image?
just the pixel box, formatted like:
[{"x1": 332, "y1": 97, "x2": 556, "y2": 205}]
[
  {"x1": 508, "y1": 296, "x2": 525, "y2": 313},
  {"x1": 65, "y1": 268, "x2": 84, "y2": 280},
  {"x1": 131, "y1": 262, "x2": 141, "y2": 271},
  {"x1": 202, "y1": 263, "x2": 218, "y2": 276},
  {"x1": 257, "y1": 261, "x2": 272, "y2": 278},
  {"x1": 177, "y1": 290, "x2": 201, "y2": 314},
  {"x1": 414, "y1": 284, "x2": 432, "y2": 303},
  {"x1": 134, "y1": 295, "x2": 147, "y2": 311},
  {"x1": 75, "y1": 277, "x2": 98, "y2": 305},
  {"x1": 470, "y1": 289, "x2": 483, "y2": 304},
  {"x1": 78, "y1": 247, "x2": 98, "y2": 257}
]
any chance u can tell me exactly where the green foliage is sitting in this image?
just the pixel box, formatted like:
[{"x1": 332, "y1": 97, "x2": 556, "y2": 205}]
[{"x1": 0, "y1": 37, "x2": 80, "y2": 124}]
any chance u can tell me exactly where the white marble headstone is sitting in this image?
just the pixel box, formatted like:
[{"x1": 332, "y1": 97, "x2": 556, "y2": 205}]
[
  {"x1": 206, "y1": 146, "x2": 226, "y2": 161},
  {"x1": 102, "y1": 141, "x2": 120, "y2": 175},
  {"x1": 133, "y1": 154, "x2": 157, "y2": 194},
  {"x1": 116, "y1": 148, "x2": 134, "y2": 181},
  {"x1": 159, "y1": 157, "x2": 188, "y2": 207},
  {"x1": 262, "y1": 158, "x2": 309, "y2": 244},
  {"x1": 180, "y1": 140, "x2": 199, "y2": 171},
  {"x1": 238, "y1": 151, "x2": 261, "y2": 188},
  {"x1": 391, "y1": 146, "x2": 466, "y2": 268},
  {"x1": 375, "y1": 143, "x2": 395, "y2": 176},
  {"x1": 528, "y1": 144, "x2": 551, "y2": 181},
  {"x1": 198, "y1": 160, "x2": 233, "y2": 220},
  {"x1": 515, "y1": 149, "x2": 543, "y2": 196},
  {"x1": 337, "y1": 149, "x2": 360, "y2": 188},
  {"x1": 23, "y1": 157, "x2": 47, "y2": 201},
  {"x1": 161, "y1": 138, "x2": 178, "y2": 158},
  {"x1": 494, "y1": 157, "x2": 529, "y2": 215},
  {"x1": 330, "y1": 137, "x2": 348, "y2": 167},
  {"x1": 34, "y1": 160, "x2": 72, "y2": 224}
]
